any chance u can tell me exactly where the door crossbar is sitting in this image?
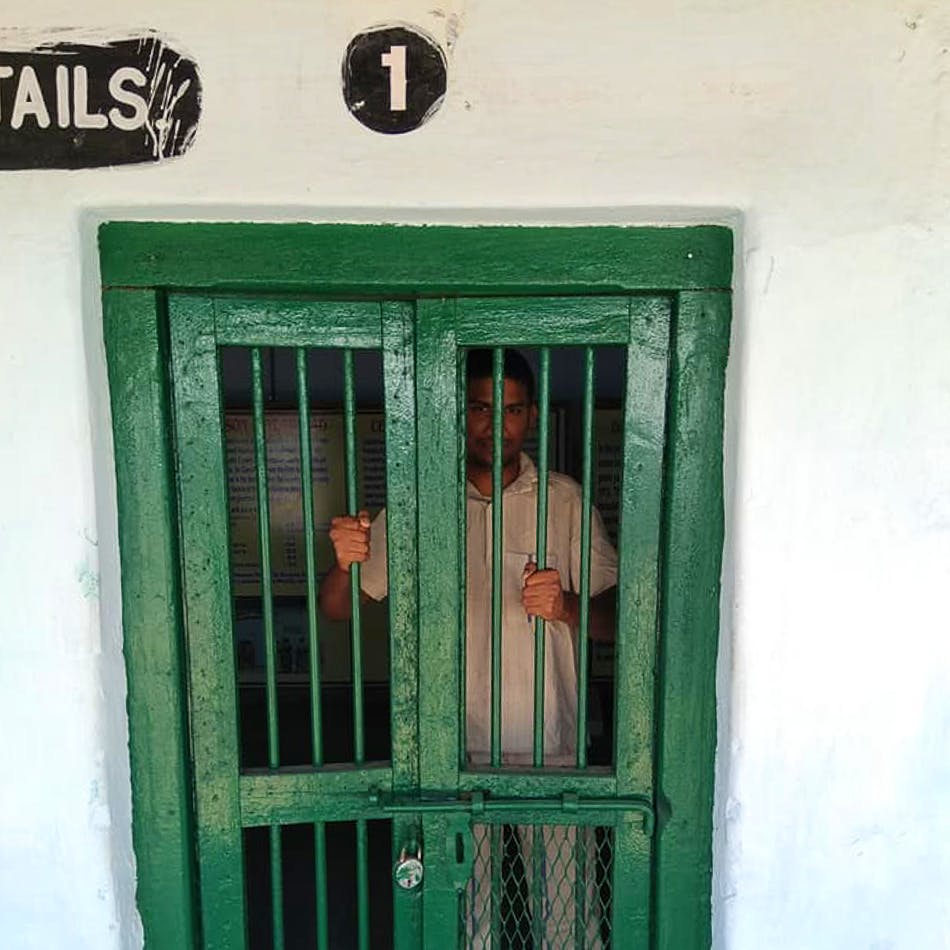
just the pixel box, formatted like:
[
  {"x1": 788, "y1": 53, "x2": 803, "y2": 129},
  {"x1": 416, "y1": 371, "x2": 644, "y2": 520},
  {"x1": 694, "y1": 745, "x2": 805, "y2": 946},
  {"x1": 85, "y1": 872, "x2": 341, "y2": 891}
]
[{"x1": 369, "y1": 788, "x2": 655, "y2": 835}]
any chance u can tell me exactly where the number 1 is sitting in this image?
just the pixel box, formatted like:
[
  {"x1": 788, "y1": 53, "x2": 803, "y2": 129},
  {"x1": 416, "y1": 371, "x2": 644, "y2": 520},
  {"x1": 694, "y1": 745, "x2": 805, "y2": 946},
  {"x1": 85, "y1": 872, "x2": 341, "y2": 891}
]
[{"x1": 381, "y1": 45, "x2": 407, "y2": 111}]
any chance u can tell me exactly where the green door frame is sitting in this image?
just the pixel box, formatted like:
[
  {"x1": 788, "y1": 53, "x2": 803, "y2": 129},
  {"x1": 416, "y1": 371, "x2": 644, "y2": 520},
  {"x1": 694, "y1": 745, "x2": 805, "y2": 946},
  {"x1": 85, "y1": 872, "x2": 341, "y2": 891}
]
[{"x1": 100, "y1": 222, "x2": 732, "y2": 949}]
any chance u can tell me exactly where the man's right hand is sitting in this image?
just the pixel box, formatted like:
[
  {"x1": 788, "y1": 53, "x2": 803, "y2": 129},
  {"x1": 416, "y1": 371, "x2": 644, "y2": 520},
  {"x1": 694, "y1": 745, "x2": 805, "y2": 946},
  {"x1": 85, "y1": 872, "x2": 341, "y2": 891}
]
[{"x1": 328, "y1": 510, "x2": 371, "y2": 572}]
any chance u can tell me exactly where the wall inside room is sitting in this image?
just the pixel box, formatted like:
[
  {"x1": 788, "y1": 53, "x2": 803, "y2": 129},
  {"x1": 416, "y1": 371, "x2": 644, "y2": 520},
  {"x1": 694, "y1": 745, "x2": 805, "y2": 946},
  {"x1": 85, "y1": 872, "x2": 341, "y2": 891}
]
[{"x1": 1, "y1": 2, "x2": 949, "y2": 948}]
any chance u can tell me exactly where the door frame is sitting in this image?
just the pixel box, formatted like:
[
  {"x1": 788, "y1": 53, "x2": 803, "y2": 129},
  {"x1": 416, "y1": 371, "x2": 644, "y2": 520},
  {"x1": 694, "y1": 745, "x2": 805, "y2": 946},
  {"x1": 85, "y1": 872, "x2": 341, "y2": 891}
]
[{"x1": 100, "y1": 222, "x2": 732, "y2": 949}]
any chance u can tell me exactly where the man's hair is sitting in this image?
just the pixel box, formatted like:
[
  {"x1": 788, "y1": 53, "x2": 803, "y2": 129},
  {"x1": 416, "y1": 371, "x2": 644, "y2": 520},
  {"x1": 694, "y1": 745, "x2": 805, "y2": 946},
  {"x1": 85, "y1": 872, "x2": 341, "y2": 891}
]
[{"x1": 465, "y1": 348, "x2": 535, "y2": 404}]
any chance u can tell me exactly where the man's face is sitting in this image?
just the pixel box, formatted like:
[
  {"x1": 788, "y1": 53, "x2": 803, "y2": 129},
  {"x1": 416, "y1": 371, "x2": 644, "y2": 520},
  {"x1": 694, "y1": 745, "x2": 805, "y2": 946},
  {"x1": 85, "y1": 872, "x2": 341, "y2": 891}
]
[{"x1": 466, "y1": 376, "x2": 537, "y2": 470}]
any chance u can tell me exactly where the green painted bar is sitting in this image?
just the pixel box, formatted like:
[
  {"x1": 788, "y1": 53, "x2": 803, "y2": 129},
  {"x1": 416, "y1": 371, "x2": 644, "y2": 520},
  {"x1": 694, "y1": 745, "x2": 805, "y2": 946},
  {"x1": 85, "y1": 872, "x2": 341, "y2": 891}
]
[
  {"x1": 168, "y1": 296, "x2": 246, "y2": 950},
  {"x1": 573, "y1": 826, "x2": 587, "y2": 950},
  {"x1": 381, "y1": 302, "x2": 420, "y2": 792},
  {"x1": 314, "y1": 823, "x2": 330, "y2": 950},
  {"x1": 296, "y1": 349, "x2": 324, "y2": 766},
  {"x1": 239, "y1": 765, "x2": 393, "y2": 825},
  {"x1": 653, "y1": 291, "x2": 731, "y2": 950},
  {"x1": 490, "y1": 348, "x2": 504, "y2": 768},
  {"x1": 457, "y1": 348, "x2": 469, "y2": 766},
  {"x1": 342, "y1": 349, "x2": 366, "y2": 765},
  {"x1": 456, "y1": 769, "x2": 615, "y2": 798},
  {"x1": 269, "y1": 825, "x2": 285, "y2": 950},
  {"x1": 533, "y1": 348, "x2": 551, "y2": 770},
  {"x1": 611, "y1": 817, "x2": 651, "y2": 950},
  {"x1": 381, "y1": 303, "x2": 425, "y2": 948},
  {"x1": 609, "y1": 296, "x2": 671, "y2": 950},
  {"x1": 102, "y1": 289, "x2": 198, "y2": 950},
  {"x1": 576, "y1": 348, "x2": 595, "y2": 769},
  {"x1": 251, "y1": 348, "x2": 280, "y2": 768},
  {"x1": 99, "y1": 223, "x2": 734, "y2": 293},
  {"x1": 532, "y1": 832, "x2": 544, "y2": 950},
  {"x1": 490, "y1": 824, "x2": 503, "y2": 941},
  {"x1": 415, "y1": 299, "x2": 462, "y2": 792},
  {"x1": 356, "y1": 819, "x2": 370, "y2": 950},
  {"x1": 458, "y1": 296, "x2": 630, "y2": 346},
  {"x1": 614, "y1": 297, "x2": 671, "y2": 794},
  {"x1": 215, "y1": 298, "x2": 382, "y2": 349}
]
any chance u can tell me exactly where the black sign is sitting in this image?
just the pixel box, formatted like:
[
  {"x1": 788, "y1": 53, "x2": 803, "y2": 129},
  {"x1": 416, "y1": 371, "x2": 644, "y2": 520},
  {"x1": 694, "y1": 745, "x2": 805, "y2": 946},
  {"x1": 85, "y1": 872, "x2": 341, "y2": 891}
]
[
  {"x1": 0, "y1": 34, "x2": 200, "y2": 169},
  {"x1": 342, "y1": 25, "x2": 447, "y2": 134}
]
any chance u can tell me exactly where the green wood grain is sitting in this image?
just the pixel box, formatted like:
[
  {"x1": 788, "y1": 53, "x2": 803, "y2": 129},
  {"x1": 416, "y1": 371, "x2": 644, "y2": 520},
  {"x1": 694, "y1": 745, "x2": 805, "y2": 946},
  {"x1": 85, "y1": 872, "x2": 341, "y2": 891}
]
[
  {"x1": 612, "y1": 816, "x2": 652, "y2": 950},
  {"x1": 239, "y1": 767, "x2": 393, "y2": 825},
  {"x1": 610, "y1": 296, "x2": 671, "y2": 947},
  {"x1": 415, "y1": 298, "x2": 462, "y2": 791},
  {"x1": 168, "y1": 294, "x2": 247, "y2": 950},
  {"x1": 615, "y1": 297, "x2": 671, "y2": 793},
  {"x1": 99, "y1": 223, "x2": 733, "y2": 293},
  {"x1": 214, "y1": 296, "x2": 382, "y2": 348},
  {"x1": 415, "y1": 300, "x2": 465, "y2": 941},
  {"x1": 102, "y1": 289, "x2": 198, "y2": 950},
  {"x1": 456, "y1": 769, "x2": 616, "y2": 798},
  {"x1": 457, "y1": 295, "x2": 631, "y2": 345},
  {"x1": 654, "y1": 290, "x2": 731, "y2": 950},
  {"x1": 381, "y1": 301, "x2": 425, "y2": 949}
]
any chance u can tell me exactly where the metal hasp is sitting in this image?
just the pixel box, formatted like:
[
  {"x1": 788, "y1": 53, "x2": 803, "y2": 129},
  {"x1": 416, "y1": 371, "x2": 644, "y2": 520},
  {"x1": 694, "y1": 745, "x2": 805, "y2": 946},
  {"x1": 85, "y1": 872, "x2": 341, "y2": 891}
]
[{"x1": 370, "y1": 788, "x2": 657, "y2": 836}]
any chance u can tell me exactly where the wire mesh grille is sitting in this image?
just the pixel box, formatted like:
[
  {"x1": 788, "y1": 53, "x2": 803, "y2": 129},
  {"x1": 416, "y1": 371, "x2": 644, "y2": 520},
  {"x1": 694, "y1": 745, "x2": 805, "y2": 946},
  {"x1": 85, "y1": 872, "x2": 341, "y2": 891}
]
[{"x1": 460, "y1": 823, "x2": 613, "y2": 948}]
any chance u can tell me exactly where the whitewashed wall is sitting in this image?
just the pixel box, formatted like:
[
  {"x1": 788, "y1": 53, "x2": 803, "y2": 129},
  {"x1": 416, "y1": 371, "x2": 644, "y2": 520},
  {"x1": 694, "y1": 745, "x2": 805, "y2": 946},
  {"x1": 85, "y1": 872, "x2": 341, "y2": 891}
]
[{"x1": 2, "y1": 2, "x2": 949, "y2": 948}]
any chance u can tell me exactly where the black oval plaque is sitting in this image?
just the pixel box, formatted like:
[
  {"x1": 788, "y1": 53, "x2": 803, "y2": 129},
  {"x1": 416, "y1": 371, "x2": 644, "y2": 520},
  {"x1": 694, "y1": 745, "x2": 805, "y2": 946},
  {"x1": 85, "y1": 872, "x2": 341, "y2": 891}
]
[
  {"x1": 342, "y1": 25, "x2": 447, "y2": 134},
  {"x1": 0, "y1": 33, "x2": 200, "y2": 169}
]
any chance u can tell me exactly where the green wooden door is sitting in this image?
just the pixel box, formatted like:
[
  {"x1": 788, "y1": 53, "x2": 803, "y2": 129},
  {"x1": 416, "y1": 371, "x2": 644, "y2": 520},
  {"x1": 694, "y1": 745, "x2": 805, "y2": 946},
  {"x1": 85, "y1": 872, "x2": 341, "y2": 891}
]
[
  {"x1": 104, "y1": 219, "x2": 731, "y2": 950},
  {"x1": 410, "y1": 296, "x2": 666, "y2": 948},
  {"x1": 169, "y1": 294, "x2": 425, "y2": 949},
  {"x1": 168, "y1": 291, "x2": 666, "y2": 949}
]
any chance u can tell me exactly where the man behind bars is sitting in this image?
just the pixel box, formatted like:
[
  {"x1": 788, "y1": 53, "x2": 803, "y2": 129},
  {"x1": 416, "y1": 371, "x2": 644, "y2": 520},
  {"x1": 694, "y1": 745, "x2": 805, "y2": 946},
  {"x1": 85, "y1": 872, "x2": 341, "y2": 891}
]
[{"x1": 319, "y1": 348, "x2": 616, "y2": 944}]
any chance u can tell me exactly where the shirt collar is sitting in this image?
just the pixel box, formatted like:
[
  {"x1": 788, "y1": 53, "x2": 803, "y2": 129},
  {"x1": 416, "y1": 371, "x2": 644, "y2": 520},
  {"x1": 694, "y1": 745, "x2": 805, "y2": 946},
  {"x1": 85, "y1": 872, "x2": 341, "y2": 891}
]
[{"x1": 467, "y1": 452, "x2": 537, "y2": 500}]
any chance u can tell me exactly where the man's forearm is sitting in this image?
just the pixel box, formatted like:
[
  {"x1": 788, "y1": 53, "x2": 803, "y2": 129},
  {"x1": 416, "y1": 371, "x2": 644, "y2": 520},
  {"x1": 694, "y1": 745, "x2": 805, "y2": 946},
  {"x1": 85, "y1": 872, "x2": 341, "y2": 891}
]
[
  {"x1": 318, "y1": 565, "x2": 354, "y2": 620},
  {"x1": 558, "y1": 588, "x2": 616, "y2": 643}
]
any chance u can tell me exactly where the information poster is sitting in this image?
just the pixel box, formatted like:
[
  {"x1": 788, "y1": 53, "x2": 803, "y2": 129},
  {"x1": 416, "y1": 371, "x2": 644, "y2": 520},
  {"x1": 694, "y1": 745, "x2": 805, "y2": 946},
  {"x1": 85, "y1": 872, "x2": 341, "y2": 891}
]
[
  {"x1": 225, "y1": 411, "x2": 387, "y2": 596},
  {"x1": 225, "y1": 411, "x2": 389, "y2": 682}
]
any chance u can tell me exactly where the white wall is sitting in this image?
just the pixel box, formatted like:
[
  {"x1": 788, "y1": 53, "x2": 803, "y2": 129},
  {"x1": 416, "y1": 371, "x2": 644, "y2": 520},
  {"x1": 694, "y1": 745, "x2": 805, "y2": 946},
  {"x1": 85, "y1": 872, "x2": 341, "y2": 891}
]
[{"x1": 2, "y1": 2, "x2": 949, "y2": 947}]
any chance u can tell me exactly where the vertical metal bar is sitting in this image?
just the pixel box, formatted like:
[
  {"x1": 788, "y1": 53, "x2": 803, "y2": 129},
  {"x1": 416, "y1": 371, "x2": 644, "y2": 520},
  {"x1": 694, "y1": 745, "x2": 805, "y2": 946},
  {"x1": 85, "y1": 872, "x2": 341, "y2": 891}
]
[
  {"x1": 314, "y1": 823, "x2": 329, "y2": 950},
  {"x1": 531, "y1": 825, "x2": 545, "y2": 949},
  {"x1": 356, "y1": 819, "x2": 370, "y2": 950},
  {"x1": 342, "y1": 348, "x2": 365, "y2": 764},
  {"x1": 269, "y1": 825, "x2": 285, "y2": 950},
  {"x1": 576, "y1": 347, "x2": 595, "y2": 769},
  {"x1": 573, "y1": 825, "x2": 587, "y2": 949},
  {"x1": 533, "y1": 348, "x2": 551, "y2": 768},
  {"x1": 532, "y1": 350, "x2": 551, "y2": 950},
  {"x1": 458, "y1": 349, "x2": 469, "y2": 766},
  {"x1": 296, "y1": 349, "x2": 323, "y2": 766},
  {"x1": 491, "y1": 347, "x2": 504, "y2": 768},
  {"x1": 490, "y1": 824, "x2": 503, "y2": 941},
  {"x1": 251, "y1": 347, "x2": 280, "y2": 768}
]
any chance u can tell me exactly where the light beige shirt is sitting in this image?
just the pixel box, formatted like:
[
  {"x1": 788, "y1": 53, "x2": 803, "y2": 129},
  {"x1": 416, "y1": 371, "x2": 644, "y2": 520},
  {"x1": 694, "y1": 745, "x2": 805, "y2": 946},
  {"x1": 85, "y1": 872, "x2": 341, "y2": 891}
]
[{"x1": 360, "y1": 453, "x2": 617, "y2": 765}]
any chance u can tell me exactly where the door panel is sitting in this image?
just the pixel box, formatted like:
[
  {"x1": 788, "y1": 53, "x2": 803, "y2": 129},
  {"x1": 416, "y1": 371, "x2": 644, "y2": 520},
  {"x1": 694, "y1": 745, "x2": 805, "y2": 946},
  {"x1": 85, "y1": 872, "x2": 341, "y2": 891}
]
[
  {"x1": 170, "y1": 295, "x2": 420, "y2": 949},
  {"x1": 413, "y1": 296, "x2": 668, "y2": 949},
  {"x1": 169, "y1": 292, "x2": 667, "y2": 949}
]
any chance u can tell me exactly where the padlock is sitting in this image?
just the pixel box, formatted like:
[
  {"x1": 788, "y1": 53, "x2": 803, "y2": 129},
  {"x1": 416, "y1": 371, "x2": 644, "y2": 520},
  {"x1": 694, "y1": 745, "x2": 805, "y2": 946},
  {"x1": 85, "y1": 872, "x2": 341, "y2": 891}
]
[{"x1": 394, "y1": 842, "x2": 424, "y2": 891}]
